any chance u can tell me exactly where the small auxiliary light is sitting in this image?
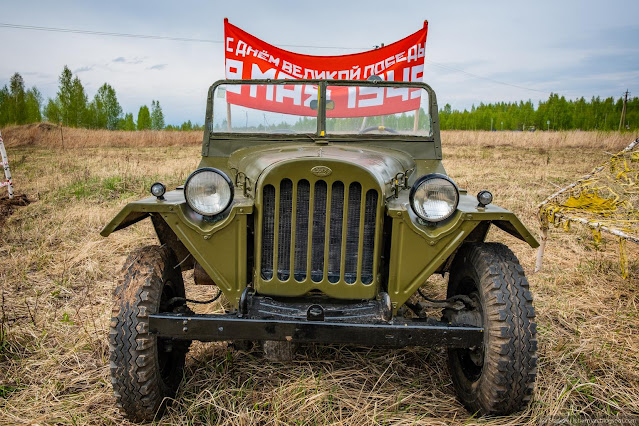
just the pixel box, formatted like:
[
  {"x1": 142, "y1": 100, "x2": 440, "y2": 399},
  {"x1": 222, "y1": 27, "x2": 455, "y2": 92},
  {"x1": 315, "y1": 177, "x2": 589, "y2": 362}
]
[
  {"x1": 151, "y1": 182, "x2": 166, "y2": 200},
  {"x1": 477, "y1": 190, "x2": 493, "y2": 208}
]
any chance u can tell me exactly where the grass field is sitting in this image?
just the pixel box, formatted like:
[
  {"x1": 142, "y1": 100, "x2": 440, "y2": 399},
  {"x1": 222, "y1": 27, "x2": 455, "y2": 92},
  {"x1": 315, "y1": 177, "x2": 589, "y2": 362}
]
[{"x1": 0, "y1": 126, "x2": 638, "y2": 424}]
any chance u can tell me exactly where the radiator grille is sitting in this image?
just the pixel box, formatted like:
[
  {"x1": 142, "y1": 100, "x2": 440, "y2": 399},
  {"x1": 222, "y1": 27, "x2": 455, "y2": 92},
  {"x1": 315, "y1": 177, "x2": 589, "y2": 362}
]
[{"x1": 260, "y1": 179, "x2": 378, "y2": 285}]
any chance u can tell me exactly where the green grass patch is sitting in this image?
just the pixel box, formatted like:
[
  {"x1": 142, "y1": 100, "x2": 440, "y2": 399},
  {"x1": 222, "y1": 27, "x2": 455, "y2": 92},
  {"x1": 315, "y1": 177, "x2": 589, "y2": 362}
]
[
  {"x1": 0, "y1": 384, "x2": 21, "y2": 398},
  {"x1": 54, "y1": 175, "x2": 171, "y2": 202}
]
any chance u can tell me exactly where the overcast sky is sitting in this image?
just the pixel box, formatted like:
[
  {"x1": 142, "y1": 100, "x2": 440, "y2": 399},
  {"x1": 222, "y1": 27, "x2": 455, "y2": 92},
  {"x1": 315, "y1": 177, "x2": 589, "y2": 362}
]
[{"x1": 1, "y1": 0, "x2": 638, "y2": 125}]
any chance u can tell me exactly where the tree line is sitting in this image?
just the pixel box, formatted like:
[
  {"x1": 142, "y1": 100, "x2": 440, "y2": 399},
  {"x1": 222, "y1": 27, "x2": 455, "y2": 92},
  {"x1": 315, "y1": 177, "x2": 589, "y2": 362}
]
[
  {"x1": 439, "y1": 93, "x2": 638, "y2": 131},
  {"x1": 0, "y1": 67, "x2": 199, "y2": 131},
  {"x1": 1, "y1": 68, "x2": 635, "y2": 132}
]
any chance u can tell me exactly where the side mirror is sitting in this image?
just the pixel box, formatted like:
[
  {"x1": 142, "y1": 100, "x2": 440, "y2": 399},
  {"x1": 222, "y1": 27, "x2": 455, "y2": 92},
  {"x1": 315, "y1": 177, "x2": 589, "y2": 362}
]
[{"x1": 309, "y1": 99, "x2": 335, "y2": 111}]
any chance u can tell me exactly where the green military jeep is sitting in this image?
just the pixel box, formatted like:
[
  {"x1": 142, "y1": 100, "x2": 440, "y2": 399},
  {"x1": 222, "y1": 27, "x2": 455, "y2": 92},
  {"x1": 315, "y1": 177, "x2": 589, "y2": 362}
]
[{"x1": 102, "y1": 79, "x2": 538, "y2": 421}]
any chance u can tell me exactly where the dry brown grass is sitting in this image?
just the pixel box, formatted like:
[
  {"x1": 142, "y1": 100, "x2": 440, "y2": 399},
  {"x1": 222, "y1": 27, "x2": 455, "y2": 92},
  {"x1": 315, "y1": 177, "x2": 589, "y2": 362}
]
[
  {"x1": 0, "y1": 129, "x2": 638, "y2": 425},
  {"x1": 2, "y1": 122, "x2": 637, "y2": 151},
  {"x1": 1, "y1": 122, "x2": 202, "y2": 148},
  {"x1": 442, "y1": 129, "x2": 638, "y2": 151}
]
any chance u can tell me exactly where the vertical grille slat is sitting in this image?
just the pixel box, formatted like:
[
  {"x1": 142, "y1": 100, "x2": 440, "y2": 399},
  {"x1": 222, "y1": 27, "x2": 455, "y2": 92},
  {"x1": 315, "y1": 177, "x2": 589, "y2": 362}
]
[
  {"x1": 311, "y1": 181, "x2": 327, "y2": 282},
  {"x1": 294, "y1": 180, "x2": 310, "y2": 281},
  {"x1": 344, "y1": 183, "x2": 362, "y2": 284},
  {"x1": 328, "y1": 182, "x2": 344, "y2": 283},
  {"x1": 260, "y1": 177, "x2": 378, "y2": 287},
  {"x1": 361, "y1": 190, "x2": 378, "y2": 284},
  {"x1": 261, "y1": 185, "x2": 276, "y2": 280},
  {"x1": 277, "y1": 179, "x2": 293, "y2": 280}
]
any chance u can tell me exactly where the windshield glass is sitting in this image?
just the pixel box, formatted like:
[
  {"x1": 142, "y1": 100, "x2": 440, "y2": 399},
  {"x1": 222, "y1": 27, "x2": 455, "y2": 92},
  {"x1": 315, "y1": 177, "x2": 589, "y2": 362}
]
[
  {"x1": 325, "y1": 83, "x2": 431, "y2": 136},
  {"x1": 210, "y1": 81, "x2": 431, "y2": 137},
  {"x1": 211, "y1": 83, "x2": 318, "y2": 134}
]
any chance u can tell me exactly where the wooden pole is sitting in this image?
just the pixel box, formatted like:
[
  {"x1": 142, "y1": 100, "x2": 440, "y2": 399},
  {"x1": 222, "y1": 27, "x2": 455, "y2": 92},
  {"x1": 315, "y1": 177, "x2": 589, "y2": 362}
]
[
  {"x1": 534, "y1": 227, "x2": 548, "y2": 273},
  {"x1": 0, "y1": 131, "x2": 14, "y2": 199},
  {"x1": 550, "y1": 212, "x2": 639, "y2": 244},
  {"x1": 59, "y1": 122, "x2": 65, "y2": 150},
  {"x1": 619, "y1": 90, "x2": 629, "y2": 131}
]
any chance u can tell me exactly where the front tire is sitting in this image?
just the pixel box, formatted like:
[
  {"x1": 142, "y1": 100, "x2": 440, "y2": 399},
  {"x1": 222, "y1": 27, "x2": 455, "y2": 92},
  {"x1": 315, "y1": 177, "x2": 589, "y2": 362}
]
[
  {"x1": 109, "y1": 245, "x2": 190, "y2": 422},
  {"x1": 447, "y1": 243, "x2": 537, "y2": 415}
]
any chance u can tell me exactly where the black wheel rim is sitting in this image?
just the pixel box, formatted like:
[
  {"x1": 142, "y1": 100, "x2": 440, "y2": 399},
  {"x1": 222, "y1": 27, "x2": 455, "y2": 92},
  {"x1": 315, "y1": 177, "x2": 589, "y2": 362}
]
[{"x1": 452, "y1": 278, "x2": 484, "y2": 383}]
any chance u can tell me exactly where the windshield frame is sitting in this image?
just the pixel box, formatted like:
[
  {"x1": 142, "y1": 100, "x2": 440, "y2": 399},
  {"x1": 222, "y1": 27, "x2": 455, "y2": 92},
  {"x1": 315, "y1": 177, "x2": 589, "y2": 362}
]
[{"x1": 206, "y1": 79, "x2": 439, "y2": 142}]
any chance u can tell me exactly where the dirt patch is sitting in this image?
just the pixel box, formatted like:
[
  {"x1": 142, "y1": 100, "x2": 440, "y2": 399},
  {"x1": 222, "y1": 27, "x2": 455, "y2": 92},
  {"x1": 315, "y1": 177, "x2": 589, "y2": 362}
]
[{"x1": 0, "y1": 194, "x2": 31, "y2": 226}]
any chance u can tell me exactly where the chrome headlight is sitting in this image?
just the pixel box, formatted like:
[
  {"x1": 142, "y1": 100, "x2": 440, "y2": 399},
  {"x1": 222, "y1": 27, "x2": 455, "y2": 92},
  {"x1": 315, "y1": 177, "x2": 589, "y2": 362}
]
[
  {"x1": 409, "y1": 174, "x2": 459, "y2": 222},
  {"x1": 184, "y1": 168, "x2": 233, "y2": 216}
]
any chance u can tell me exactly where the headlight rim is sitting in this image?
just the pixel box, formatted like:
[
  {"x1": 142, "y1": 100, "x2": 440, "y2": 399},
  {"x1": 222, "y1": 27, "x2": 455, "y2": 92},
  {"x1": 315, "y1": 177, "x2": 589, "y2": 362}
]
[
  {"x1": 184, "y1": 167, "x2": 234, "y2": 217},
  {"x1": 409, "y1": 173, "x2": 460, "y2": 223}
]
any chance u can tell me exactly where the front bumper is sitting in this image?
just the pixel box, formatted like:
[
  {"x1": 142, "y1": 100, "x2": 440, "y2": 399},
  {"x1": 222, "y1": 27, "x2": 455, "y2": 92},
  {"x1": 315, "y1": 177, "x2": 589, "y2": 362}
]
[{"x1": 149, "y1": 313, "x2": 483, "y2": 349}]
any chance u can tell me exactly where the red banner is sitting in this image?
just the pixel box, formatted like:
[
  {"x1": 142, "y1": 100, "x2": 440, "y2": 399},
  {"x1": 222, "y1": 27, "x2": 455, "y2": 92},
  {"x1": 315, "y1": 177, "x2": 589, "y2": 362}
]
[{"x1": 224, "y1": 19, "x2": 428, "y2": 117}]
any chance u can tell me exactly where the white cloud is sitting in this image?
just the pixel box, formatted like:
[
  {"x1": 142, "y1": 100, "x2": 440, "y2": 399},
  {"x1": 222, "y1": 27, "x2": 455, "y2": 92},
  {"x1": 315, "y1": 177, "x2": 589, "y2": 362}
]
[{"x1": 1, "y1": 0, "x2": 638, "y2": 124}]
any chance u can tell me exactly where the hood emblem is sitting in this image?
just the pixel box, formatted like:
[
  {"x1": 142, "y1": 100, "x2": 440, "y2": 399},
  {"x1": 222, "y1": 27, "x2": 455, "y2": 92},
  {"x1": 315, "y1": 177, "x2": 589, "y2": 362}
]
[{"x1": 311, "y1": 166, "x2": 332, "y2": 177}]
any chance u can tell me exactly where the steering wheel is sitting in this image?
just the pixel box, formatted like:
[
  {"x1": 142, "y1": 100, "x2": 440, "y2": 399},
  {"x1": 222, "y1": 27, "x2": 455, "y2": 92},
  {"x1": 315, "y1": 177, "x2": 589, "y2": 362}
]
[{"x1": 358, "y1": 125, "x2": 398, "y2": 134}]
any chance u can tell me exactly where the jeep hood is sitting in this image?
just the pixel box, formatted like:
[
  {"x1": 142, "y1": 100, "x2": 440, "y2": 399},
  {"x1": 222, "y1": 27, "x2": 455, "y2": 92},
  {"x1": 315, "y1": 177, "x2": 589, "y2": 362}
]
[{"x1": 227, "y1": 144, "x2": 416, "y2": 192}]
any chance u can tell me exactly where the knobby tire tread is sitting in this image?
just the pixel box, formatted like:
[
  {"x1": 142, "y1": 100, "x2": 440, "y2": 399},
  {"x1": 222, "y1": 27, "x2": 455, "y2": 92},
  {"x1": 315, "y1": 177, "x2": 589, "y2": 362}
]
[
  {"x1": 109, "y1": 245, "x2": 188, "y2": 422},
  {"x1": 448, "y1": 242, "x2": 538, "y2": 415}
]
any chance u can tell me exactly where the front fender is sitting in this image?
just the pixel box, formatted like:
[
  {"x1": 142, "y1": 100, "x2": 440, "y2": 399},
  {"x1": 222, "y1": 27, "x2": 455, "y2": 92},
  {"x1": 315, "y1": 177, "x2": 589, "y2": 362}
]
[
  {"x1": 101, "y1": 189, "x2": 254, "y2": 307},
  {"x1": 386, "y1": 192, "x2": 538, "y2": 311}
]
